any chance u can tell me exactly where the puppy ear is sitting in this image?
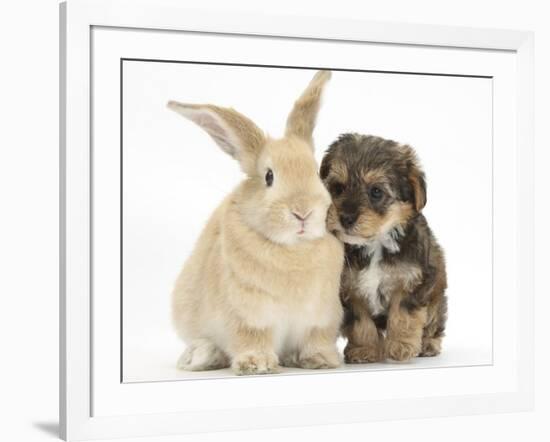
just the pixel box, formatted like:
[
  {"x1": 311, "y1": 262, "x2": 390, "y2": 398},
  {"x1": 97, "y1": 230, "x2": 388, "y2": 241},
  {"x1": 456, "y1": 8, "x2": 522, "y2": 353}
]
[
  {"x1": 408, "y1": 161, "x2": 427, "y2": 212},
  {"x1": 285, "y1": 70, "x2": 331, "y2": 146},
  {"x1": 168, "y1": 101, "x2": 265, "y2": 175},
  {"x1": 319, "y1": 151, "x2": 333, "y2": 180}
]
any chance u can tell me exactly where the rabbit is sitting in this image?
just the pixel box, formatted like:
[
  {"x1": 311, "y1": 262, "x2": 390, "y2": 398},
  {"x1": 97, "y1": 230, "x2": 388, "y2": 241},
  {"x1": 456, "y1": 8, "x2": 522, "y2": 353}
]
[{"x1": 168, "y1": 71, "x2": 344, "y2": 375}]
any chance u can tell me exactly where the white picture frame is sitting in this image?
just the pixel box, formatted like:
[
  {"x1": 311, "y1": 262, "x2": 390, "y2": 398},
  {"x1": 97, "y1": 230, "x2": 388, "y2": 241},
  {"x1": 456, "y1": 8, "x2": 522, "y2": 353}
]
[{"x1": 60, "y1": 0, "x2": 534, "y2": 440}]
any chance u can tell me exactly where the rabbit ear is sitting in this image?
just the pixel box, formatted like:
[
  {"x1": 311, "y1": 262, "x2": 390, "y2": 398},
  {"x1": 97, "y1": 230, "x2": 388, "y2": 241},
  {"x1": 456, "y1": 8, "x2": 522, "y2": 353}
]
[
  {"x1": 285, "y1": 70, "x2": 331, "y2": 146},
  {"x1": 168, "y1": 101, "x2": 265, "y2": 174}
]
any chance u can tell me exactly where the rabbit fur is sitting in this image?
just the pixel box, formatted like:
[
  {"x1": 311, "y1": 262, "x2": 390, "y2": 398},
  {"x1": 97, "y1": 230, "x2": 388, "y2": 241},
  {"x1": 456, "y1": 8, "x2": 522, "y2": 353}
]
[{"x1": 168, "y1": 71, "x2": 344, "y2": 375}]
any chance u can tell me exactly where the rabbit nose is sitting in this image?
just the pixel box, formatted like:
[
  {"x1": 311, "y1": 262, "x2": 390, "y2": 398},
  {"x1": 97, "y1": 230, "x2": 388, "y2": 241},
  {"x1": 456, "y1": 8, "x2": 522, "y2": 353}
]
[
  {"x1": 339, "y1": 212, "x2": 358, "y2": 229},
  {"x1": 292, "y1": 210, "x2": 311, "y2": 221}
]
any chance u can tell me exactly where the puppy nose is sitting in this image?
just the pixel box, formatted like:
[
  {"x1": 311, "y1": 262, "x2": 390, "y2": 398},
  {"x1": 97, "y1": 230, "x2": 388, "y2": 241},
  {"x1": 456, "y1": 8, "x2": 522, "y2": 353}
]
[
  {"x1": 292, "y1": 210, "x2": 311, "y2": 221},
  {"x1": 339, "y1": 212, "x2": 358, "y2": 229}
]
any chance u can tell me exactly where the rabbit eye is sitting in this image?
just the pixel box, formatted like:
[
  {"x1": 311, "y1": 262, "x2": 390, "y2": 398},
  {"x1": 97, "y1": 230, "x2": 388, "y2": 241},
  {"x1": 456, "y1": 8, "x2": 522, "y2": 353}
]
[{"x1": 265, "y1": 169, "x2": 274, "y2": 187}]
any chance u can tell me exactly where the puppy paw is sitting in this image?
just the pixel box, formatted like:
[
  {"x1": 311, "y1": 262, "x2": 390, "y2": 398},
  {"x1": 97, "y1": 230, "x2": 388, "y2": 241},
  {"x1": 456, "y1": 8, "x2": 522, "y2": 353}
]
[
  {"x1": 297, "y1": 349, "x2": 341, "y2": 369},
  {"x1": 231, "y1": 351, "x2": 281, "y2": 375},
  {"x1": 384, "y1": 338, "x2": 419, "y2": 362},
  {"x1": 344, "y1": 345, "x2": 382, "y2": 363},
  {"x1": 419, "y1": 338, "x2": 442, "y2": 357}
]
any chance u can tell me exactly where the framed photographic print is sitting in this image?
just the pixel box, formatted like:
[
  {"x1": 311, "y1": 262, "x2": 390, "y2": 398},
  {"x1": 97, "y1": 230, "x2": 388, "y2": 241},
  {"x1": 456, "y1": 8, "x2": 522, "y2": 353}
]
[{"x1": 60, "y1": 0, "x2": 534, "y2": 440}]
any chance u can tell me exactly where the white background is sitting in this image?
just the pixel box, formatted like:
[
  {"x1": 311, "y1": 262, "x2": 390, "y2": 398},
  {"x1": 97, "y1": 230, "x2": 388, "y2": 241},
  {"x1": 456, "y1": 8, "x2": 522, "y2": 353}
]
[
  {"x1": 122, "y1": 60, "x2": 493, "y2": 382},
  {"x1": 0, "y1": 0, "x2": 547, "y2": 441}
]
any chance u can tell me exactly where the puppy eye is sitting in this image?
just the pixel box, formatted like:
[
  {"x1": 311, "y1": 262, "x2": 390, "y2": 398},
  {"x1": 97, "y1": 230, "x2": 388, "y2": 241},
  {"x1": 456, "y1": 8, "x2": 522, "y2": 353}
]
[
  {"x1": 369, "y1": 186, "x2": 383, "y2": 200},
  {"x1": 330, "y1": 182, "x2": 346, "y2": 196},
  {"x1": 265, "y1": 168, "x2": 274, "y2": 187}
]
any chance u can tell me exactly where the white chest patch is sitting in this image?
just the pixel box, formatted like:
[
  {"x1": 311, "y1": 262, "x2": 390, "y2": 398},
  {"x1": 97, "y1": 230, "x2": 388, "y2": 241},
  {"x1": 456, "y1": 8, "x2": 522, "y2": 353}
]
[
  {"x1": 357, "y1": 244, "x2": 387, "y2": 316},
  {"x1": 355, "y1": 227, "x2": 404, "y2": 316}
]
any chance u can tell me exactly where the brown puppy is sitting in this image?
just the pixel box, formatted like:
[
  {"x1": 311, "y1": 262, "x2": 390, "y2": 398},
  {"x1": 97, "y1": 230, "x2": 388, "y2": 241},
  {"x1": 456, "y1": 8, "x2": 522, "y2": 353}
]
[{"x1": 320, "y1": 133, "x2": 447, "y2": 363}]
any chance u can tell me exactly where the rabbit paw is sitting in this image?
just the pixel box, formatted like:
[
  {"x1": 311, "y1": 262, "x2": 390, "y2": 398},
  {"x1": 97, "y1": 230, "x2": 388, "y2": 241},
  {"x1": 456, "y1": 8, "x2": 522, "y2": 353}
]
[
  {"x1": 177, "y1": 340, "x2": 229, "y2": 371},
  {"x1": 231, "y1": 351, "x2": 281, "y2": 375},
  {"x1": 279, "y1": 352, "x2": 300, "y2": 368},
  {"x1": 297, "y1": 349, "x2": 341, "y2": 369}
]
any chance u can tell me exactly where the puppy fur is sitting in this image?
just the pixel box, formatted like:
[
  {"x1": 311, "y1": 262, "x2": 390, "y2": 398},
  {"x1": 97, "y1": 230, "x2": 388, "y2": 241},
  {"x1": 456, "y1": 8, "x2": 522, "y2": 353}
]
[{"x1": 320, "y1": 133, "x2": 447, "y2": 362}]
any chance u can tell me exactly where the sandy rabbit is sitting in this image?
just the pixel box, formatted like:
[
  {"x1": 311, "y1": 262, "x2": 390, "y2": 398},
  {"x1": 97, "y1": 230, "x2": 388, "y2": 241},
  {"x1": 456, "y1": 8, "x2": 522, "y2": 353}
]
[{"x1": 168, "y1": 71, "x2": 343, "y2": 375}]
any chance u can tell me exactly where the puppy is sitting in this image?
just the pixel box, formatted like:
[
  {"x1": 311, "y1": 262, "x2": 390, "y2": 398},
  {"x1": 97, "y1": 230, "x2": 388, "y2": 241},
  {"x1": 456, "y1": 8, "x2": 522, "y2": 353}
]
[{"x1": 320, "y1": 133, "x2": 447, "y2": 363}]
